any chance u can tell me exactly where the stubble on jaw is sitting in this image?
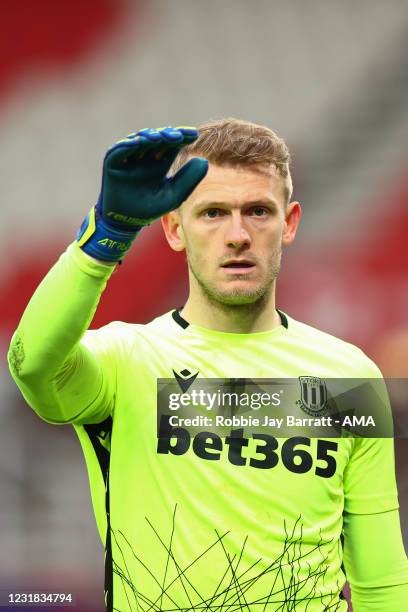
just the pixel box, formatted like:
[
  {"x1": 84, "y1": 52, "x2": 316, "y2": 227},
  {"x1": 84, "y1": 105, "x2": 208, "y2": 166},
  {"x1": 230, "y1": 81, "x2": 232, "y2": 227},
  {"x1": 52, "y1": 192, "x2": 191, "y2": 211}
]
[{"x1": 186, "y1": 246, "x2": 282, "y2": 318}]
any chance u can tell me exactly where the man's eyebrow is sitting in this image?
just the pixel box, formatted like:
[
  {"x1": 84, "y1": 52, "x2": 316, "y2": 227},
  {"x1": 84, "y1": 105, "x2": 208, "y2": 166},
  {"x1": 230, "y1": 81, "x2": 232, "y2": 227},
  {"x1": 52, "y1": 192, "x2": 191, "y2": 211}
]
[{"x1": 193, "y1": 198, "x2": 280, "y2": 210}]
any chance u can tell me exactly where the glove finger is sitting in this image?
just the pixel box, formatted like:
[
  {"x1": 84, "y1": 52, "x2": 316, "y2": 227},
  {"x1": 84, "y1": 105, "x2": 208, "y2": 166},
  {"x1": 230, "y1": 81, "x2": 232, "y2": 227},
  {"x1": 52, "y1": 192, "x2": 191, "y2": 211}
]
[
  {"x1": 123, "y1": 127, "x2": 184, "y2": 164},
  {"x1": 113, "y1": 125, "x2": 196, "y2": 150},
  {"x1": 166, "y1": 157, "x2": 209, "y2": 210},
  {"x1": 137, "y1": 127, "x2": 166, "y2": 142},
  {"x1": 106, "y1": 126, "x2": 199, "y2": 170},
  {"x1": 138, "y1": 126, "x2": 183, "y2": 143},
  {"x1": 140, "y1": 132, "x2": 192, "y2": 170},
  {"x1": 105, "y1": 136, "x2": 153, "y2": 167},
  {"x1": 144, "y1": 140, "x2": 194, "y2": 176},
  {"x1": 147, "y1": 126, "x2": 198, "y2": 167},
  {"x1": 157, "y1": 127, "x2": 184, "y2": 143},
  {"x1": 174, "y1": 126, "x2": 199, "y2": 144}
]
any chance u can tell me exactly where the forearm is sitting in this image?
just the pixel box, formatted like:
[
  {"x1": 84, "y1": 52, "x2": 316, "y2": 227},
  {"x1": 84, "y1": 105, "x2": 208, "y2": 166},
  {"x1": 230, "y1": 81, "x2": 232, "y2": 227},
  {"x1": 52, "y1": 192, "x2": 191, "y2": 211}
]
[
  {"x1": 8, "y1": 243, "x2": 115, "y2": 423},
  {"x1": 343, "y1": 509, "x2": 408, "y2": 611}
]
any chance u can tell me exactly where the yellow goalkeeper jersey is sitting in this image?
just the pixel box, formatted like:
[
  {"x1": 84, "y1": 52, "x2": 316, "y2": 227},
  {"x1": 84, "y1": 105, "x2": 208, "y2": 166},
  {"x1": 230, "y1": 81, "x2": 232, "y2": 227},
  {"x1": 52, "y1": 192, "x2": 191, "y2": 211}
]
[
  {"x1": 8, "y1": 244, "x2": 402, "y2": 611},
  {"x1": 75, "y1": 309, "x2": 398, "y2": 611}
]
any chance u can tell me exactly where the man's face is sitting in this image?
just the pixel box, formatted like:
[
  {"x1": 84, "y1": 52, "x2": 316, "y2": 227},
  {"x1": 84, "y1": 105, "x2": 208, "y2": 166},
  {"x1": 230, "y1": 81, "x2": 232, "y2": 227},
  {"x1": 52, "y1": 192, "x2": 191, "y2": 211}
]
[{"x1": 165, "y1": 163, "x2": 300, "y2": 306}]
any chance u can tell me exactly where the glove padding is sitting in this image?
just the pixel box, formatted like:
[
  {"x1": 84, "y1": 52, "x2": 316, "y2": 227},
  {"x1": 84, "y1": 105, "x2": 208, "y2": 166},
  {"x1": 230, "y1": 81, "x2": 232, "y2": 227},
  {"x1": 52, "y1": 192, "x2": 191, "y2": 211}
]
[{"x1": 77, "y1": 126, "x2": 208, "y2": 262}]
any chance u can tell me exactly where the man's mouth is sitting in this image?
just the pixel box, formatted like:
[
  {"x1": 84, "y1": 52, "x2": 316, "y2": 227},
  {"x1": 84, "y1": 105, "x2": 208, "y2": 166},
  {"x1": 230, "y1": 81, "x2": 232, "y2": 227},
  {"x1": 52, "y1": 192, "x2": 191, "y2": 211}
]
[{"x1": 221, "y1": 260, "x2": 256, "y2": 272}]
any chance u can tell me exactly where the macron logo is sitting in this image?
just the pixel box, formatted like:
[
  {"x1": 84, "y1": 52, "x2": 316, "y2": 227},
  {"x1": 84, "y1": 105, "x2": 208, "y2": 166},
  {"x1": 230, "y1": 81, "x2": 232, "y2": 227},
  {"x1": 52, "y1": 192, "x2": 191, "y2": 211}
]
[{"x1": 172, "y1": 368, "x2": 199, "y2": 393}]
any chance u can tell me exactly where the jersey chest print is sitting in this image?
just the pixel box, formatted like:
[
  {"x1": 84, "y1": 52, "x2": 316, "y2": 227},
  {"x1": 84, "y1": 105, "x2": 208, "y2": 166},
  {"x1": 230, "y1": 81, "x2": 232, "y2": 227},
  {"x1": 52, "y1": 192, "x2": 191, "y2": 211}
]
[{"x1": 157, "y1": 421, "x2": 338, "y2": 478}]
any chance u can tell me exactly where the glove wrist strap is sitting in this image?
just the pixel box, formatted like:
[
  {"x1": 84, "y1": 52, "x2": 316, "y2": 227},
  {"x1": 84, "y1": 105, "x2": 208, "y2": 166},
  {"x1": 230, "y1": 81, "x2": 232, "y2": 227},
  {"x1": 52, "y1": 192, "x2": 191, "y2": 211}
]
[{"x1": 76, "y1": 207, "x2": 142, "y2": 262}]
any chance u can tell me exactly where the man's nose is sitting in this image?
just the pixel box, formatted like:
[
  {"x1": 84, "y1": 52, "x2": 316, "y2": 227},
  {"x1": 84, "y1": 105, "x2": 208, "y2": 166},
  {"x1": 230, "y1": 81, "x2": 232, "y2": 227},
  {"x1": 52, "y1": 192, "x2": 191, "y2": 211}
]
[{"x1": 224, "y1": 214, "x2": 251, "y2": 248}]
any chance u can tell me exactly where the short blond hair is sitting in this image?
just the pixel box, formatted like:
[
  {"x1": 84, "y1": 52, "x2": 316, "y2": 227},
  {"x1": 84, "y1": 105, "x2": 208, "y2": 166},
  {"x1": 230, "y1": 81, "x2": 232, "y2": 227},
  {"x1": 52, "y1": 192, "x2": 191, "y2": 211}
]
[{"x1": 171, "y1": 117, "x2": 293, "y2": 203}]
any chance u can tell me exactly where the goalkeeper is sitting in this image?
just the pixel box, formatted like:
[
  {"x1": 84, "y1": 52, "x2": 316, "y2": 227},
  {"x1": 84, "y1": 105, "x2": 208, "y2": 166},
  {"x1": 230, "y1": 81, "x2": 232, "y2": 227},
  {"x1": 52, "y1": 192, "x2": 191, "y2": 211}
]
[{"x1": 8, "y1": 120, "x2": 408, "y2": 611}]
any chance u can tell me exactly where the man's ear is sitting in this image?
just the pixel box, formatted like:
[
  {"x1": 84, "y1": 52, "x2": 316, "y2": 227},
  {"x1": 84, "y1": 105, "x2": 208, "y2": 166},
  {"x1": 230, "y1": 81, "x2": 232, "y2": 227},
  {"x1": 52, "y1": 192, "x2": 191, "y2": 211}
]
[
  {"x1": 282, "y1": 201, "x2": 302, "y2": 246},
  {"x1": 161, "y1": 210, "x2": 186, "y2": 252}
]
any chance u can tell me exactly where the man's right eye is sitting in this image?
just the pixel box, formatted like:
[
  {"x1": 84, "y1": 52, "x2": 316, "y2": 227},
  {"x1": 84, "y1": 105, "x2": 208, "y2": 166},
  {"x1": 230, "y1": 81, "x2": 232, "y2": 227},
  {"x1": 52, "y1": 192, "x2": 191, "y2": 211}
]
[{"x1": 205, "y1": 209, "x2": 222, "y2": 218}]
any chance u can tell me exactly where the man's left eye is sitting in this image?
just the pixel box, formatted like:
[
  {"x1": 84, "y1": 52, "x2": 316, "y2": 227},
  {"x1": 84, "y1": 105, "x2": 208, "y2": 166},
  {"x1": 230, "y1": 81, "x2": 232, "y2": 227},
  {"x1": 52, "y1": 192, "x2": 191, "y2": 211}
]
[{"x1": 251, "y1": 207, "x2": 267, "y2": 216}]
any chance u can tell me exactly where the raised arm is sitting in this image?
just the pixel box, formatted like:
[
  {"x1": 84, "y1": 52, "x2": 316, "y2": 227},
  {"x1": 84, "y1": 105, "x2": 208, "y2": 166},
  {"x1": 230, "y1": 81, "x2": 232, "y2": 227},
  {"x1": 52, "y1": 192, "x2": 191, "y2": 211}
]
[{"x1": 8, "y1": 127, "x2": 208, "y2": 424}]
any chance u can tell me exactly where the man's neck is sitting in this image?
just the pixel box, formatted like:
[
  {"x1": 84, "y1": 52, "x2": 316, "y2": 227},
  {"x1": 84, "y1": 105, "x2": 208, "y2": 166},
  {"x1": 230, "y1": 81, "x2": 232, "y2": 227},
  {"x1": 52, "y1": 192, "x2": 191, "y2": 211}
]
[{"x1": 180, "y1": 287, "x2": 281, "y2": 334}]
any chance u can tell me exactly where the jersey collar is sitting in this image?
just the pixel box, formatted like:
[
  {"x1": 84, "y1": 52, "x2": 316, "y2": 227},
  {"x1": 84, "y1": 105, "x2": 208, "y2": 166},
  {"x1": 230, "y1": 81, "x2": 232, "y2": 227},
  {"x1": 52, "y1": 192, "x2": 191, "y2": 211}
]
[{"x1": 171, "y1": 308, "x2": 289, "y2": 330}]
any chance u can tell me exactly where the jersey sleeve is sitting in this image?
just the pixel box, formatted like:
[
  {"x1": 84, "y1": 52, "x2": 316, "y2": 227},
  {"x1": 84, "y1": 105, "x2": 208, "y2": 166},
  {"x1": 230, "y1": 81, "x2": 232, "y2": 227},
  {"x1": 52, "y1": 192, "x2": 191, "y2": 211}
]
[
  {"x1": 343, "y1": 436, "x2": 399, "y2": 514},
  {"x1": 343, "y1": 509, "x2": 408, "y2": 611},
  {"x1": 342, "y1": 353, "x2": 408, "y2": 608},
  {"x1": 343, "y1": 352, "x2": 399, "y2": 514},
  {"x1": 8, "y1": 242, "x2": 119, "y2": 425}
]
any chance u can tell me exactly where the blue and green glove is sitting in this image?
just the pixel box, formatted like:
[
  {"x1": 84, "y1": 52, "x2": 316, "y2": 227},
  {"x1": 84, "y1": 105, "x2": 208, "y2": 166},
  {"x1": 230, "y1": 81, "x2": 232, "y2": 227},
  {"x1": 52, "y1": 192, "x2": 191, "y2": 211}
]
[{"x1": 77, "y1": 126, "x2": 208, "y2": 262}]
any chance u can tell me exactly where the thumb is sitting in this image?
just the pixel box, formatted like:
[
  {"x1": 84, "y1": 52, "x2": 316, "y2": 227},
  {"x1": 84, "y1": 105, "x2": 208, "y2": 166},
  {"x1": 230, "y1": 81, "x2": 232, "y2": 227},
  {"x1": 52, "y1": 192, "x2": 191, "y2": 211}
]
[{"x1": 169, "y1": 157, "x2": 209, "y2": 206}]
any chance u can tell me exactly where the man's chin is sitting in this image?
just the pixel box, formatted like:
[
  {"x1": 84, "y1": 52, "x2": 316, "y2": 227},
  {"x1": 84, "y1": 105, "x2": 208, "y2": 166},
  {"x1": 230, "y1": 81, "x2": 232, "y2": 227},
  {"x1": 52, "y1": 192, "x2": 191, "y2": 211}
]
[
  {"x1": 209, "y1": 288, "x2": 267, "y2": 306},
  {"x1": 192, "y1": 271, "x2": 274, "y2": 306}
]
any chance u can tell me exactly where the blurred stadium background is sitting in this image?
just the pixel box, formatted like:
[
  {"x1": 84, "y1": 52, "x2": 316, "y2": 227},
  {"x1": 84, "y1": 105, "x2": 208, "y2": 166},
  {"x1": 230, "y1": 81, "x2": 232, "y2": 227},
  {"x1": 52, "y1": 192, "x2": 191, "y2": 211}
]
[{"x1": 0, "y1": 0, "x2": 407, "y2": 610}]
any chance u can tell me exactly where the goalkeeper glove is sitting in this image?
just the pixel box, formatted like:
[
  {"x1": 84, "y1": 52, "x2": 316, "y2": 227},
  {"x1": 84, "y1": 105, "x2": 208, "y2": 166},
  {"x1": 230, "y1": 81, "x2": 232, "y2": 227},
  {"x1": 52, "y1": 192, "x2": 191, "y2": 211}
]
[{"x1": 77, "y1": 126, "x2": 208, "y2": 262}]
